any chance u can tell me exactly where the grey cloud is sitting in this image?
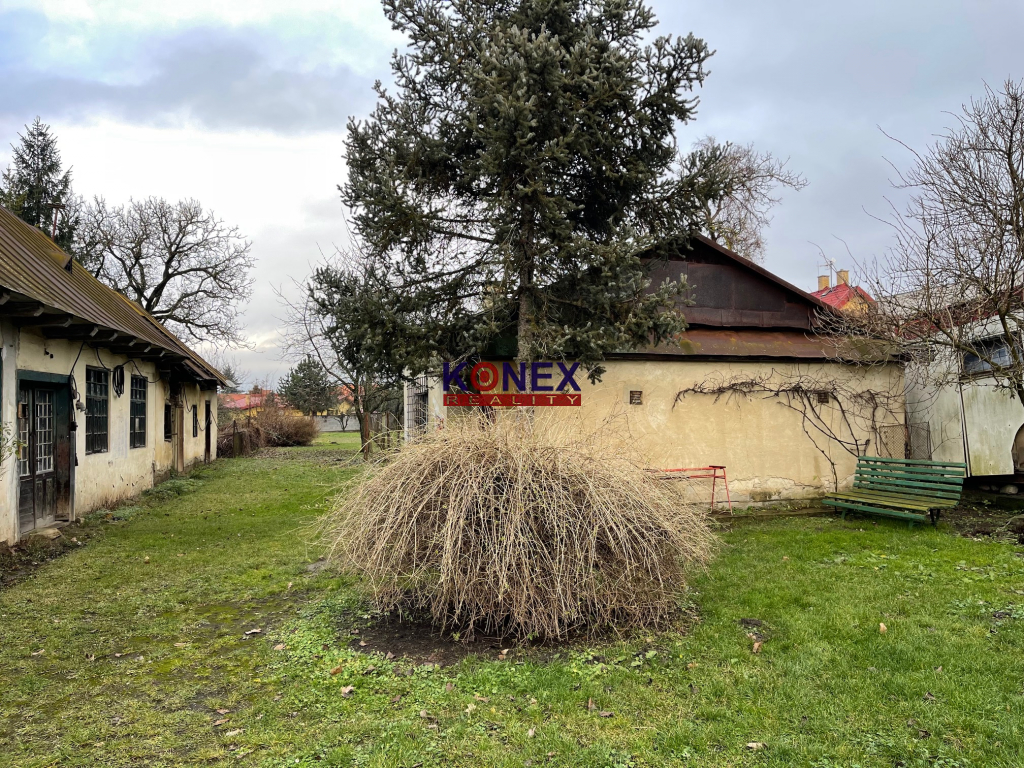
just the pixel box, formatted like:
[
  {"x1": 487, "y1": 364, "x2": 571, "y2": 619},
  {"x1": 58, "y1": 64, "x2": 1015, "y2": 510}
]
[
  {"x1": 654, "y1": 0, "x2": 1024, "y2": 289},
  {"x1": 0, "y1": 27, "x2": 378, "y2": 134}
]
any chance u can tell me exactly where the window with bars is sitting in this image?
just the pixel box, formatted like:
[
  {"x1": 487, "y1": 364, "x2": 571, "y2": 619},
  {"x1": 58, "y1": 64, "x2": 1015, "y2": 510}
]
[
  {"x1": 130, "y1": 375, "x2": 147, "y2": 448},
  {"x1": 164, "y1": 403, "x2": 173, "y2": 441},
  {"x1": 85, "y1": 367, "x2": 109, "y2": 454}
]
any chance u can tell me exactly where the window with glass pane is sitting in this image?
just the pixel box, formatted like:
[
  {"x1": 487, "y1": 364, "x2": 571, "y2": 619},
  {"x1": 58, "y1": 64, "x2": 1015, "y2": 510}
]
[
  {"x1": 963, "y1": 337, "x2": 1015, "y2": 374},
  {"x1": 18, "y1": 389, "x2": 29, "y2": 477},
  {"x1": 164, "y1": 403, "x2": 173, "y2": 441},
  {"x1": 86, "y1": 367, "x2": 109, "y2": 454},
  {"x1": 130, "y1": 375, "x2": 147, "y2": 448},
  {"x1": 35, "y1": 390, "x2": 54, "y2": 472}
]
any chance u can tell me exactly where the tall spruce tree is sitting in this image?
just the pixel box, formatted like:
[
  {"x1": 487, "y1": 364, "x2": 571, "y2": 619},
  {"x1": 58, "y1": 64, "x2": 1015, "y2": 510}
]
[
  {"x1": 278, "y1": 356, "x2": 339, "y2": 416},
  {"x1": 344, "y1": 0, "x2": 718, "y2": 376},
  {"x1": 0, "y1": 117, "x2": 79, "y2": 251}
]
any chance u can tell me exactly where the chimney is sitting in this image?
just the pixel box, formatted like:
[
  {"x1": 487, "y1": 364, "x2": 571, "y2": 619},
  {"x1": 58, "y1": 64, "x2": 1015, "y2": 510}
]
[
  {"x1": 817, "y1": 275, "x2": 830, "y2": 291},
  {"x1": 837, "y1": 270, "x2": 849, "y2": 285}
]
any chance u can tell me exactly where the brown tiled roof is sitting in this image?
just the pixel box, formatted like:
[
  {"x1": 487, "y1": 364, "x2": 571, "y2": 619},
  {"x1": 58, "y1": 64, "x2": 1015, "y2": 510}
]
[{"x1": 0, "y1": 204, "x2": 224, "y2": 385}]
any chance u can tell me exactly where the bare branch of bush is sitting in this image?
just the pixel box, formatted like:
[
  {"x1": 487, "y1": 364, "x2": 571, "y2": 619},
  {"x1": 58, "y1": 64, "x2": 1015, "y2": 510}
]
[
  {"x1": 837, "y1": 79, "x2": 1024, "y2": 406},
  {"x1": 322, "y1": 413, "x2": 716, "y2": 641}
]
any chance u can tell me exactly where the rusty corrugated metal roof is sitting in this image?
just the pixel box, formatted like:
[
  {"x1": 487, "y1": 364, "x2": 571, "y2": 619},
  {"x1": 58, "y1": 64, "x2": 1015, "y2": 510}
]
[
  {"x1": 0, "y1": 204, "x2": 225, "y2": 384},
  {"x1": 613, "y1": 328, "x2": 896, "y2": 362}
]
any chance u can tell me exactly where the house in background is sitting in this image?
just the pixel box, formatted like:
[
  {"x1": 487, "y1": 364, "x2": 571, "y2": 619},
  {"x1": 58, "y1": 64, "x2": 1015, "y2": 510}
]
[
  {"x1": 219, "y1": 388, "x2": 274, "y2": 418},
  {"x1": 811, "y1": 265, "x2": 1024, "y2": 479},
  {"x1": 811, "y1": 269, "x2": 875, "y2": 314},
  {"x1": 906, "y1": 324, "x2": 1024, "y2": 480},
  {"x1": 408, "y1": 236, "x2": 905, "y2": 505},
  {"x1": 0, "y1": 205, "x2": 224, "y2": 543}
]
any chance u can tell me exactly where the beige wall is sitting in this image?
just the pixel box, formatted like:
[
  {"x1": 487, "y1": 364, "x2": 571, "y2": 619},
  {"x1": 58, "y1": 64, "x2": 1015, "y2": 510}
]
[
  {"x1": 178, "y1": 381, "x2": 218, "y2": 471},
  {"x1": 428, "y1": 359, "x2": 905, "y2": 505},
  {"x1": 0, "y1": 326, "x2": 218, "y2": 543},
  {"x1": 0, "y1": 321, "x2": 18, "y2": 543}
]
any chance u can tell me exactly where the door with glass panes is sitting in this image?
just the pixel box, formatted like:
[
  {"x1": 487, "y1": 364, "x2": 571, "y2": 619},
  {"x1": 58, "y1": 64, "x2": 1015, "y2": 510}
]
[{"x1": 17, "y1": 384, "x2": 61, "y2": 532}]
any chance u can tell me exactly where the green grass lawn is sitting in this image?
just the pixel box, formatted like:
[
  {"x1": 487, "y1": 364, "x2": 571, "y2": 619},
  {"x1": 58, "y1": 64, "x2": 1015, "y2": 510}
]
[
  {"x1": 312, "y1": 431, "x2": 361, "y2": 448},
  {"x1": 2, "y1": 448, "x2": 1023, "y2": 767}
]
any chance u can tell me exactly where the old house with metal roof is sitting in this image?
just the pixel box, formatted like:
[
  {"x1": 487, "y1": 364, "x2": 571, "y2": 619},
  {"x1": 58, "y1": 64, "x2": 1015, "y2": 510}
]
[
  {"x1": 0, "y1": 204, "x2": 224, "y2": 543},
  {"x1": 408, "y1": 236, "x2": 906, "y2": 504}
]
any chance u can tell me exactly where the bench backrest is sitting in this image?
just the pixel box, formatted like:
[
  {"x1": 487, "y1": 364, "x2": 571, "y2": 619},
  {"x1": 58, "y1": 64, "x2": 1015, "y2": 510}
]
[{"x1": 853, "y1": 457, "x2": 967, "y2": 503}]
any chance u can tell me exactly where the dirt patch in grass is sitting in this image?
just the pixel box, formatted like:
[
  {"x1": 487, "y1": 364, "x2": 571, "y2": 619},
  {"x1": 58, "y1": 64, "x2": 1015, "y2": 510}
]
[
  {"x1": 345, "y1": 613, "x2": 515, "y2": 666},
  {"x1": 942, "y1": 493, "x2": 1024, "y2": 542},
  {"x1": 0, "y1": 524, "x2": 94, "y2": 587},
  {"x1": 342, "y1": 605, "x2": 700, "y2": 667}
]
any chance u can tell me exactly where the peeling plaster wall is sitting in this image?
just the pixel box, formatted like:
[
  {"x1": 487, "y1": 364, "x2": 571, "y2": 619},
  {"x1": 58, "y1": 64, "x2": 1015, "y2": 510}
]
[
  {"x1": 0, "y1": 321, "x2": 18, "y2": 543},
  {"x1": 179, "y1": 382, "x2": 218, "y2": 471},
  {"x1": 425, "y1": 359, "x2": 905, "y2": 505},
  {"x1": 16, "y1": 331, "x2": 174, "y2": 514}
]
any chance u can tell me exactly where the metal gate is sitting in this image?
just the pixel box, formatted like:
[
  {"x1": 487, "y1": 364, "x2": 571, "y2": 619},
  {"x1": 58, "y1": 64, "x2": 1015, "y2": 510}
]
[{"x1": 405, "y1": 376, "x2": 429, "y2": 437}]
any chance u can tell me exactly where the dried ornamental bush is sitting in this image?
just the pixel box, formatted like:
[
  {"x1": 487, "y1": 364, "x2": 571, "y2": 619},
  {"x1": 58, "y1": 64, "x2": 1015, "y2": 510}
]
[{"x1": 322, "y1": 414, "x2": 715, "y2": 640}]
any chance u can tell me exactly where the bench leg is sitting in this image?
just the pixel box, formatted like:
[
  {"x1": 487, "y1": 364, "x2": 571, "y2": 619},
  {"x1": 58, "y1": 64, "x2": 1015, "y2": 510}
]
[{"x1": 841, "y1": 510, "x2": 847, "y2": 521}]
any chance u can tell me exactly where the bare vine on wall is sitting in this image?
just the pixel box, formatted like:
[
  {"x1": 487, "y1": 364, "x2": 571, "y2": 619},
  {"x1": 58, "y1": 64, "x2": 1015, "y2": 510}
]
[
  {"x1": 1, "y1": 422, "x2": 24, "y2": 468},
  {"x1": 673, "y1": 369, "x2": 905, "y2": 490}
]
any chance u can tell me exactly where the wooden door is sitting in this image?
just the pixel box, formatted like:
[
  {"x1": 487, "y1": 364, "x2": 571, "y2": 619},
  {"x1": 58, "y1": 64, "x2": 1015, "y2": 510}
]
[
  {"x1": 204, "y1": 400, "x2": 212, "y2": 463},
  {"x1": 18, "y1": 384, "x2": 58, "y2": 533}
]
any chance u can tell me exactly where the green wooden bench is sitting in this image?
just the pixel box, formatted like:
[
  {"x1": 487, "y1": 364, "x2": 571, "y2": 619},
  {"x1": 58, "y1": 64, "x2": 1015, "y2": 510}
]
[{"x1": 823, "y1": 456, "x2": 967, "y2": 527}]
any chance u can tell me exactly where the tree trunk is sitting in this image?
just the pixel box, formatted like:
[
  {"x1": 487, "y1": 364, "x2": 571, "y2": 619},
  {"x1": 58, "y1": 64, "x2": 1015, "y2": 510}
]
[{"x1": 356, "y1": 394, "x2": 372, "y2": 461}]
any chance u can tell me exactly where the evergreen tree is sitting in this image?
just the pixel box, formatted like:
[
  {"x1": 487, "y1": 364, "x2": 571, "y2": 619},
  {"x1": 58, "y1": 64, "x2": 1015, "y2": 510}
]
[
  {"x1": 278, "y1": 356, "x2": 339, "y2": 415},
  {"x1": 0, "y1": 117, "x2": 79, "y2": 251},
  {"x1": 219, "y1": 363, "x2": 245, "y2": 394},
  {"x1": 344, "y1": 0, "x2": 720, "y2": 377}
]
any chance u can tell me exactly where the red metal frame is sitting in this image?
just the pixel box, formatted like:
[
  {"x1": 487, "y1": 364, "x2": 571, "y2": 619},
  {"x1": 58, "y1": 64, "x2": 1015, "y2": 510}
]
[{"x1": 654, "y1": 466, "x2": 733, "y2": 512}]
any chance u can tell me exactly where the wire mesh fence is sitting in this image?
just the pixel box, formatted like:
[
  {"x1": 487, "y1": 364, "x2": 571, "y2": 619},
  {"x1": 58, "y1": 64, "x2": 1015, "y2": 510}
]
[{"x1": 877, "y1": 423, "x2": 932, "y2": 460}]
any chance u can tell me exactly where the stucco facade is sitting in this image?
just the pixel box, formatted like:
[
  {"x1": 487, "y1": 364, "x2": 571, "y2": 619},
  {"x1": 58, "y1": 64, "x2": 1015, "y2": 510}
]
[
  {"x1": 1, "y1": 204, "x2": 224, "y2": 543},
  {"x1": 415, "y1": 359, "x2": 904, "y2": 504},
  {"x1": 0, "y1": 325, "x2": 218, "y2": 544}
]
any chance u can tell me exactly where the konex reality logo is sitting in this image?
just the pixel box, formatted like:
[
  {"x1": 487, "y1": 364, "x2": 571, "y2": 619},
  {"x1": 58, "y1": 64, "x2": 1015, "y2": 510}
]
[{"x1": 442, "y1": 362, "x2": 582, "y2": 406}]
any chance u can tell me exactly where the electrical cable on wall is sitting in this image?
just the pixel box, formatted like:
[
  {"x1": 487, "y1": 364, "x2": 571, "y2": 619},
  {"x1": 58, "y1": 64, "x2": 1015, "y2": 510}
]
[{"x1": 180, "y1": 389, "x2": 215, "y2": 432}]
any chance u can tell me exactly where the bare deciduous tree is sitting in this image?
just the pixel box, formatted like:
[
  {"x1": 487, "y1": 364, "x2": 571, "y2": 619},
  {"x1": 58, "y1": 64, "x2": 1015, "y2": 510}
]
[
  {"x1": 852, "y1": 79, "x2": 1024, "y2": 407},
  {"x1": 79, "y1": 197, "x2": 255, "y2": 346},
  {"x1": 690, "y1": 136, "x2": 807, "y2": 262},
  {"x1": 280, "y1": 247, "x2": 403, "y2": 459}
]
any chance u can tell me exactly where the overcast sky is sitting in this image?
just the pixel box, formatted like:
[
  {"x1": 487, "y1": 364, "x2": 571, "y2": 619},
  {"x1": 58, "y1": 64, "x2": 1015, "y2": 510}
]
[{"x1": 1, "y1": 0, "x2": 1021, "y2": 386}]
